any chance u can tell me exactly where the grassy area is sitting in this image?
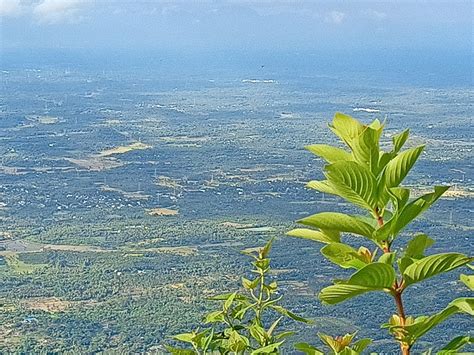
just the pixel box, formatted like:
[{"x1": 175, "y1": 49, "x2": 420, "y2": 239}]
[{"x1": 5, "y1": 254, "x2": 46, "y2": 274}]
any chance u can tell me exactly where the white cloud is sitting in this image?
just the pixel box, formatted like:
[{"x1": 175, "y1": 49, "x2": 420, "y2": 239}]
[
  {"x1": 33, "y1": 0, "x2": 87, "y2": 24},
  {"x1": 325, "y1": 10, "x2": 345, "y2": 25},
  {"x1": 0, "y1": 0, "x2": 22, "y2": 17},
  {"x1": 362, "y1": 9, "x2": 387, "y2": 21}
]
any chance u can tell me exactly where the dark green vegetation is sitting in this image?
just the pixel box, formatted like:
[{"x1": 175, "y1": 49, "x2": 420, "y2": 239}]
[
  {"x1": 0, "y1": 62, "x2": 473, "y2": 353},
  {"x1": 288, "y1": 113, "x2": 473, "y2": 354}
]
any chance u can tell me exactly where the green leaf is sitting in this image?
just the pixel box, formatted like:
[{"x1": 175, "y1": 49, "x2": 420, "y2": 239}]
[
  {"x1": 378, "y1": 152, "x2": 393, "y2": 175},
  {"x1": 270, "y1": 305, "x2": 312, "y2": 323},
  {"x1": 392, "y1": 129, "x2": 410, "y2": 153},
  {"x1": 249, "y1": 323, "x2": 268, "y2": 345},
  {"x1": 165, "y1": 345, "x2": 196, "y2": 355},
  {"x1": 224, "y1": 292, "x2": 237, "y2": 311},
  {"x1": 403, "y1": 253, "x2": 473, "y2": 286},
  {"x1": 352, "y1": 338, "x2": 372, "y2": 352},
  {"x1": 201, "y1": 329, "x2": 214, "y2": 352},
  {"x1": 383, "y1": 145, "x2": 425, "y2": 188},
  {"x1": 378, "y1": 145, "x2": 425, "y2": 205},
  {"x1": 294, "y1": 343, "x2": 324, "y2": 355},
  {"x1": 307, "y1": 180, "x2": 338, "y2": 195},
  {"x1": 203, "y1": 310, "x2": 224, "y2": 324},
  {"x1": 251, "y1": 342, "x2": 284, "y2": 354},
  {"x1": 438, "y1": 335, "x2": 473, "y2": 353},
  {"x1": 349, "y1": 262, "x2": 395, "y2": 287},
  {"x1": 329, "y1": 112, "x2": 365, "y2": 147},
  {"x1": 173, "y1": 333, "x2": 196, "y2": 343},
  {"x1": 398, "y1": 257, "x2": 415, "y2": 275},
  {"x1": 324, "y1": 161, "x2": 378, "y2": 211},
  {"x1": 261, "y1": 238, "x2": 273, "y2": 258},
  {"x1": 321, "y1": 243, "x2": 368, "y2": 269},
  {"x1": 404, "y1": 234, "x2": 434, "y2": 259},
  {"x1": 388, "y1": 187, "x2": 410, "y2": 211},
  {"x1": 242, "y1": 277, "x2": 259, "y2": 290},
  {"x1": 386, "y1": 298, "x2": 474, "y2": 346},
  {"x1": 274, "y1": 331, "x2": 295, "y2": 340},
  {"x1": 338, "y1": 348, "x2": 360, "y2": 355},
  {"x1": 395, "y1": 186, "x2": 449, "y2": 235},
  {"x1": 319, "y1": 263, "x2": 396, "y2": 304},
  {"x1": 227, "y1": 330, "x2": 250, "y2": 352},
  {"x1": 266, "y1": 317, "x2": 282, "y2": 338},
  {"x1": 378, "y1": 252, "x2": 396, "y2": 265},
  {"x1": 319, "y1": 332, "x2": 356, "y2": 352},
  {"x1": 298, "y1": 212, "x2": 375, "y2": 239},
  {"x1": 351, "y1": 126, "x2": 381, "y2": 173},
  {"x1": 306, "y1": 144, "x2": 352, "y2": 163},
  {"x1": 234, "y1": 303, "x2": 254, "y2": 320},
  {"x1": 460, "y1": 274, "x2": 474, "y2": 290},
  {"x1": 286, "y1": 228, "x2": 340, "y2": 244},
  {"x1": 375, "y1": 186, "x2": 449, "y2": 241}
]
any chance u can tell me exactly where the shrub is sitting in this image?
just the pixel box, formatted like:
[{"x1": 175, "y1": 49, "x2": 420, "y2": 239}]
[{"x1": 288, "y1": 113, "x2": 473, "y2": 354}]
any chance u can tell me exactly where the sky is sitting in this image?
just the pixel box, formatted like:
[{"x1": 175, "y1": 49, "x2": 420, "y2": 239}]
[{"x1": 0, "y1": 0, "x2": 472, "y2": 52}]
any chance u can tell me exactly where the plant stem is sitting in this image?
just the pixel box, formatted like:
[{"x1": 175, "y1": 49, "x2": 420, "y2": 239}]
[
  {"x1": 376, "y1": 208, "x2": 410, "y2": 354},
  {"x1": 394, "y1": 290, "x2": 406, "y2": 325}
]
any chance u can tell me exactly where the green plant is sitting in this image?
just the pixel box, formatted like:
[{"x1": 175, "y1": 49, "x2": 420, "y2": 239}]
[
  {"x1": 288, "y1": 113, "x2": 473, "y2": 354},
  {"x1": 295, "y1": 331, "x2": 372, "y2": 354},
  {"x1": 166, "y1": 239, "x2": 311, "y2": 354}
]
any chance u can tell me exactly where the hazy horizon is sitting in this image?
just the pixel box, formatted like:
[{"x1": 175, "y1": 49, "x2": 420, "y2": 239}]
[{"x1": 1, "y1": 1, "x2": 472, "y2": 52}]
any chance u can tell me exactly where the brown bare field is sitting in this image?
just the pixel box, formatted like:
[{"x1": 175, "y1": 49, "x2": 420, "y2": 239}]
[
  {"x1": 99, "y1": 142, "x2": 151, "y2": 157},
  {"x1": 22, "y1": 297, "x2": 71, "y2": 313},
  {"x1": 147, "y1": 207, "x2": 179, "y2": 216},
  {"x1": 65, "y1": 157, "x2": 124, "y2": 171}
]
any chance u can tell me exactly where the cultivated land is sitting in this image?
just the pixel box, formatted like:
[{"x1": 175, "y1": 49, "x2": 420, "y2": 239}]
[{"x1": 0, "y1": 61, "x2": 472, "y2": 353}]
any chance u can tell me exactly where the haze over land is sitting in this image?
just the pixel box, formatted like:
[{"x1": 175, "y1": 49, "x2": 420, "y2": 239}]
[{"x1": 0, "y1": 0, "x2": 472, "y2": 353}]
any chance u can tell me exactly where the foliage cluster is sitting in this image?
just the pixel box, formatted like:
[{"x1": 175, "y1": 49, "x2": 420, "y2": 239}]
[{"x1": 172, "y1": 113, "x2": 473, "y2": 354}]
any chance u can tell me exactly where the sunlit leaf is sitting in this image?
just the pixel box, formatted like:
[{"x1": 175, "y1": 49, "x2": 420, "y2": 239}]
[
  {"x1": 223, "y1": 292, "x2": 237, "y2": 311},
  {"x1": 298, "y1": 212, "x2": 375, "y2": 239},
  {"x1": 294, "y1": 342, "x2": 324, "y2": 355},
  {"x1": 324, "y1": 161, "x2": 378, "y2": 211},
  {"x1": 403, "y1": 253, "x2": 473, "y2": 286},
  {"x1": 307, "y1": 180, "x2": 338, "y2": 195},
  {"x1": 352, "y1": 338, "x2": 372, "y2": 352},
  {"x1": 351, "y1": 126, "x2": 381, "y2": 173},
  {"x1": 287, "y1": 228, "x2": 340, "y2": 244},
  {"x1": 173, "y1": 333, "x2": 196, "y2": 343},
  {"x1": 460, "y1": 274, "x2": 474, "y2": 291},
  {"x1": 306, "y1": 144, "x2": 352, "y2": 163},
  {"x1": 438, "y1": 335, "x2": 473, "y2": 353},
  {"x1": 378, "y1": 252, "x2": 396, "y2": 265},
  {"x1": 321, "y1": 243, "x2": 368, "y2": 269},
  {"x1": 375, "y1": 186, "x2": 449, "y2": 241},
  {"x1": 319, "y1": 263, "x2": 396, "y2": 304},
  {"x1": 165, "y1": 345, "x2": 197, "y2": 355},
  {"x1": 270, "y1": 305, "x2": 312, "y2": 323},
  {"x1": 378, "y1": 145, "x2": 425, "y2": 204},
  {"x1": 250, "y1": 341, "x2": 284, "y2": 354},
  {"x1": 393, "y1": 186, "x2": 449, "y2": 235},
  {"x1": 329, "y1": 112, "x2": 365, "y2": 147},
  {"x1": 385, "y1": 298, "x2": 474, "y2": 346},
  {"x1": 404, "y1": 234, "x2": 434, "y2": 259},
  {"x1": 392, "y1": 129, "x2": 410, "y2": 153}
]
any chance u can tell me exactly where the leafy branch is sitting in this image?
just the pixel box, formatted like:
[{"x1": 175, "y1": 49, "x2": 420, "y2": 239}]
[{"x1": 288, "y1": 113, "x2": 473, "y2": 354}]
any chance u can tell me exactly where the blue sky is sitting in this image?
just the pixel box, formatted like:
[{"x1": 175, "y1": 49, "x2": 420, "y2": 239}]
[{"x1": 0, "y1": 0, "x2": 472, "y2": 51}]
